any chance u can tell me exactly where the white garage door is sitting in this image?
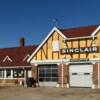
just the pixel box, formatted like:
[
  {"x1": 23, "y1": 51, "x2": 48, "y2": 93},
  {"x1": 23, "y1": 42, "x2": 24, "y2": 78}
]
[{"x1": 69, "y1": 64, "x2": 93, "y2": 87}]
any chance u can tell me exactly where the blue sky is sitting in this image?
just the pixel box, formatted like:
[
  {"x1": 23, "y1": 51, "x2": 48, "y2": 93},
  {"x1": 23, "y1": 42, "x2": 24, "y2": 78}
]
[{"x1": 0, "y1": 0, "x2": 100, "y2": 48}]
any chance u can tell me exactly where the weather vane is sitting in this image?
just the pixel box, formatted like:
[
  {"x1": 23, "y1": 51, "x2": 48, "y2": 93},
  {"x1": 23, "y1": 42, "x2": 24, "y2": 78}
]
[{"x1": 52, "y1": 18, "x2": 58, "y2": 27}]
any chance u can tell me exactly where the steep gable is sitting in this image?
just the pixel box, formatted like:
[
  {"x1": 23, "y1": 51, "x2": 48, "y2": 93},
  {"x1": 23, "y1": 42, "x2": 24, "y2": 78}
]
[{"x1": 27, "y1": 27, "x2": 66, "y2": 62}]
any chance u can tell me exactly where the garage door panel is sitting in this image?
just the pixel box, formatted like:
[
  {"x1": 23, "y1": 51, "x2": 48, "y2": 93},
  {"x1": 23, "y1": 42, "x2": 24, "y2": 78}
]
[
  {"x1": 69, "y1": 65, "x2": 93, "y2": 73},
  {"x1": 39, "y1": 82, "x2": 57, "y2": 86},
  {"x1": 69, "y1": 64, "x2": 93, "y2": 87}
]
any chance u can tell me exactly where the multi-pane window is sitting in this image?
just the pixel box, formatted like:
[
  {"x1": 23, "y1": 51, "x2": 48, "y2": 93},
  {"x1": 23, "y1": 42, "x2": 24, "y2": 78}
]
[
  {"x1": 6, "y1": 69, "x2": 12, "y2": 78},
  {"x1": 13, "y1": 69, "x2": 24, "y2": 78},
  {"x1": 0, "y1": 69, "x2": 4, "y2": 78},
  {"x1": 0, "y1": 68, "x2": 25, "y2": 79},
  {"x1": 39, "y1": 64, "x2": 58, "y2": 82}
]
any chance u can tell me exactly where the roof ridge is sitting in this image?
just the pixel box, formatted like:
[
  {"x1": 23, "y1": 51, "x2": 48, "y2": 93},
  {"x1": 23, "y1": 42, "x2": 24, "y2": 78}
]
[
  {"x1": 60, "y1": 24, "x2": 99, "y2": 30},
  {"x1": 0, "y1": 45, "x2": 38, "y2": 50}
]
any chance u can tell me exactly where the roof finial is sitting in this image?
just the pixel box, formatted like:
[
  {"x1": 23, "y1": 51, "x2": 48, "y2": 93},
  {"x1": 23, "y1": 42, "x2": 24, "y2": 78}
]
[{"x1": 52, "y1": 18, "x2": 58, "y2": 27}]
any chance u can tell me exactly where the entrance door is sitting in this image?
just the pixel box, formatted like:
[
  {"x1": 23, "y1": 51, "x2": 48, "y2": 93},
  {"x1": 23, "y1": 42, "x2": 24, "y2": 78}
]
[
  {"x1": 38, "y1": 64, "x2": 58, "y2": 86},
  {"x1": 69, "y1": 64, "x2": 93, "y2": 87}
]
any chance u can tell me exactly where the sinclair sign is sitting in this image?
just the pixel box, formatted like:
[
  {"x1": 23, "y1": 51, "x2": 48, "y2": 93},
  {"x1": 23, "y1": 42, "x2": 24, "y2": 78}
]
[{"x1": 61, "y1": 46, "x2": 99, "y2": 54}]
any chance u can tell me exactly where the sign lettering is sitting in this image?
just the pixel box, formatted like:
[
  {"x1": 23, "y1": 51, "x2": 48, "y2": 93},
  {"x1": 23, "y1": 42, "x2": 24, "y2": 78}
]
[{"x1": 61, "y1": 46, "x2": 99, "y2": 54}]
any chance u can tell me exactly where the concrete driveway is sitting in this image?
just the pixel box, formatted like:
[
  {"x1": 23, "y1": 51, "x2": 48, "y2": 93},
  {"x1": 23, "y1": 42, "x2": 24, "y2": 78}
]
[{"x1": 0, "y1": 86, "x2": 100, "y2": 100}]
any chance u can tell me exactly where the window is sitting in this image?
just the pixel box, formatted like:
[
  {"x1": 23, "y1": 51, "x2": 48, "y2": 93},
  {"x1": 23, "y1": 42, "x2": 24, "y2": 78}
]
[
  {"x1": 0, "y1": 69, "x2": 25, "y2": 79},
  {"x1": 72, "y1": 73, "x2": 77, "y2": 75},
  {"x1": 13, "y1": 69, "x2": 24, "y2": 78},
  {"x1": 84, "y1": 73, "x2": 90, "y2": 75},
  {"x1": 39, "y1": 64, "x2": 58, "y2": 82},
  {"x1": 52, "y1": 40, "x2": 59, "y2": 52},
  {"x1": 0, "y1": 69, "x2": 4, "y2": 78},
  {"x1": 6, "y1": 69, "x2": 12, "y2": 78}
]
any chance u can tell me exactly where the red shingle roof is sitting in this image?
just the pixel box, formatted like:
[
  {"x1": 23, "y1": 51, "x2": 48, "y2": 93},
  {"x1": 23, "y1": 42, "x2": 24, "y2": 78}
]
[
  {"x1": 0, "y1": 45, "x2": 37, "y2": 67},
  {"x1": 60, "y1": 25, "x2": 99, "y2": 38}
]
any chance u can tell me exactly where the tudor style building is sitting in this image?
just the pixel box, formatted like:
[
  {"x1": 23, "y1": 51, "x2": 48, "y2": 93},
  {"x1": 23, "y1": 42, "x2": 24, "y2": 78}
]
[
  {"x1": 0, "y1": 38, "x2": 37, "y2": 86},
  {"x1": 28, "y1": 25, "x2": 100, "y2": 88}
]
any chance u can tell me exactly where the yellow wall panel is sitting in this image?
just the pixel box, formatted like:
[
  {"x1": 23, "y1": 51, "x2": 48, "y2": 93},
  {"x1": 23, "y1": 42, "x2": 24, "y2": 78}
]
[
  {"x1": 59, "y1": 35, "x2": 64, "y2": 59},
  {"x1": 96, "y1": 31, "x2": 100, "y2": 46},
  {"x1": 73, "y1": 41, "x2": 78, "y2": 48},
  {"x1": 67, "y1": 42, "x2": 71, "y2": 48},
  {"x1": 53, "y1": 31, "x2": 58, "y2": 40},
  {"x1": 32, "y1": 56, "x2": 36, "y2": 60},
  {"x1": 42, "y1": 50, "x2": 46, "y2": 60},
  {"x1": 42, "y1": 44, "x2": 47, "y2": 60},
  {"x1": 95, "y1": 53, "x2": 100, "y2": 58},
  {"x1": 87, "y1": 40, "x2": 92, "y2": 47},
  {"x1": 66, "y1": 54, "x2": 71, "y2": 59},
  {"x1": 53, "y1": 53, "x2": 58, "y2": 60},
  {"x1": 37, "y1": 50, "x2": 41, "y2": 60},
  {"x1": 80, "y1": 54, "x2": 86, "y2": 58},
  {"x1": 48, "y1": 36, "x2": 52, "y2": 59},
  {"x1": 80, "y1": 40, "x2": 86, "y2": 47},
  {"x1": 59, "y1": 35, "x2": 64, "y2": 49},
  {"x1": 73, "y1": 54, "x2": 79, "y2": 59},
  {"x1": 88, "y1": 54, "x2": 93, "y2": 58}
]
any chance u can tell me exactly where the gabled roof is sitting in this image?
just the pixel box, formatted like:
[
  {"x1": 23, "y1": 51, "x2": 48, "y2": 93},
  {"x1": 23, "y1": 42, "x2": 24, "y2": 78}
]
[
  {"x1": 27, "y1": 27, "x2": 66, "y2": 62},
  {"x1": 0, "y1": 45, "x2": 37, "y2": 67},
  {"x1": 60, "y1": 25, "x2": 99, "y2": 38}
]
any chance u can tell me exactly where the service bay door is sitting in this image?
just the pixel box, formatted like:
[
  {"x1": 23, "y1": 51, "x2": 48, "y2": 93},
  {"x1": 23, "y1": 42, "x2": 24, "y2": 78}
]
[{"x1": 69, "y1": 64, "x2": 93, "y2": 87}]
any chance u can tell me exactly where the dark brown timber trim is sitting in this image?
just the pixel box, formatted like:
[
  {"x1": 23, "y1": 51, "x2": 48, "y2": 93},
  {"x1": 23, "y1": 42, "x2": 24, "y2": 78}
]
[
  {"x1": 42, "y1": 46, "x2": 48, "y2": 59},
  {"x1": 78, "y1": 40, "x2": 80, "y2": 58},
  {"x1": 58, "y1": 33, "x2": 60, "y2": 59},
  {"x1": 71, "y1": 40, "x2": 73, "y2": 58},
  {"x1": 41, "y1": 48, "x2": 42, "y2": 60}
]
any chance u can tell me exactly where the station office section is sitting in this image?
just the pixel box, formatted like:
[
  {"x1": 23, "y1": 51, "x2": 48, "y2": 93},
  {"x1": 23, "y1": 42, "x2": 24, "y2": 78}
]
[{"x1": 0, "y1": 67, "x2": 31, "y2": 85}]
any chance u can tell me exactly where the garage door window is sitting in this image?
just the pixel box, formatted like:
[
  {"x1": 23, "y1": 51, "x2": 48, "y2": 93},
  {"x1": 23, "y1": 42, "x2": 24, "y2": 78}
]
[
  {"x1": 39, "y1": 65, "x2": 58, "y2": 82},
  {"x1": 84, "y1": 73, "x2": 90, "y2": 75},
  {"x1": 72, "y1": 73, "x2": 77, "y2": 75}
]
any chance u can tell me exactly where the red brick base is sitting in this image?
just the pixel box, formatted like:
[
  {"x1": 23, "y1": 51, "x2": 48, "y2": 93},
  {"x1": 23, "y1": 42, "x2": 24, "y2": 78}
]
[
  {"x1": 58, "y1": 64, "x2": 68, "y2": 87},
  {"x1": 93, "y1": 62, "x2": 100, "y2": 88}
]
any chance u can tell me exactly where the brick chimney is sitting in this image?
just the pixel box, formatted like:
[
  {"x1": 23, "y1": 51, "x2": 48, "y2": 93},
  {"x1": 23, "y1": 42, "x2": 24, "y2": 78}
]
[{"x1": 19, "y1": 37, "x2": 25, "y2": 47}]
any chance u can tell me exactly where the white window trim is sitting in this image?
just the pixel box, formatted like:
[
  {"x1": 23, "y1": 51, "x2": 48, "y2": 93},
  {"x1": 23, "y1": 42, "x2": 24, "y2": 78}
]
[{"x1": 4, "y1": 69, "x2": 6, "y2": 79}]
